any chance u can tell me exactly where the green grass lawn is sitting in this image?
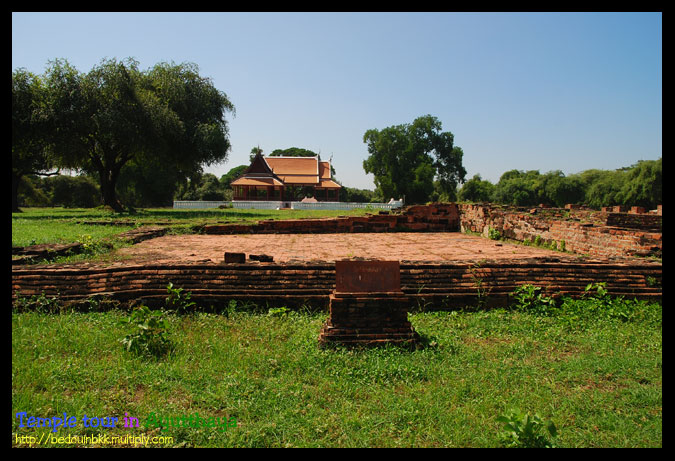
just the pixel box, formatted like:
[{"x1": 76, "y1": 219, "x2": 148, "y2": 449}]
[
  {"x1": 11, "y1": 297, "x2": 662, "y2": 448},
  {"x1": 12, "y1": 207, "x2": 372, "y2": 244},
  {"x1": 11, "y1": 207, "x2": 662, "y2": 447},
  {"x1": 12, "y1": 206, "x2": 372, "y2": 263},
  {"x1": 13, "y1": 206, "x2": 372, "y2": 228}
]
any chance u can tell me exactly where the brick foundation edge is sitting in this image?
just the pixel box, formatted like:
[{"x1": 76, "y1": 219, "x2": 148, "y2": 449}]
[{"x1": 12, "y1": 260, "x2": 662, "y2": 311}]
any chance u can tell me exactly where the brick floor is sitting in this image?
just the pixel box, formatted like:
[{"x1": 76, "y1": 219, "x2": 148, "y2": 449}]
[{"x1": 116, "y1": 232, "x2": 576, "y2": 264}]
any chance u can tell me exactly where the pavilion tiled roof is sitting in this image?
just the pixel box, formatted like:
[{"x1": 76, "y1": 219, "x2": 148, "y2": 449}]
[
  {"x1": 265, "y1": 157, "x2": 318, "y2": 176},
  {"x1": 317, "y1": 178, "x2": 341, "y2": 189},
  {"x1": 230, "y1": 176, "x2": 284, "y2": 187},
  {"x1": 232, "y1": 154, "x2": 340, "y2": 188},
  {"x1": 319, "y1": 161, "x2": 331, "y2": 179}
]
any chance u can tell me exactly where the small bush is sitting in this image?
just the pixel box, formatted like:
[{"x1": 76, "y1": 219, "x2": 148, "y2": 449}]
[
  {"x1": 267, "y1": 306, "x2": 290, "y2": 317},
  {"x1": 13, "y1": 293, "x2": 61, "y2": 313},
  {"x1": 511, "y1": 284, "x2": 556, "y2": 315},
  {"x1": 165, "y1": 282, "x2": 196, "y2": 314},
  {"x1": 510, "y1": 281, "x2": 661, "y2": 330},
  {"x1": 497, "y1": 408, "x2": 558, "y2": 448},
  {"x1": 119, "y1": 305, "x2": 174, "y2": 358},
  {"x1": 78, "y1": 234, "x2": 113, "y2": 257}
]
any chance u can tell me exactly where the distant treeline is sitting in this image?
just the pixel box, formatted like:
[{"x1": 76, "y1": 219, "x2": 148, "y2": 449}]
[
  {"x1": 16, "y1": 158, "x2": 661, "y2": 210},
  {"x1": 16, "y1": 166, "x2": 383, "y2": 209},
  {"x1": 458, "y1": 158, "x2": 661, "y2": 210}
]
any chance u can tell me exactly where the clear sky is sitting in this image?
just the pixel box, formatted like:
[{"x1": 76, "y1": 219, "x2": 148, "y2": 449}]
[{"x1": 12, "y1": 12, "x2": 662, "y2": 190}]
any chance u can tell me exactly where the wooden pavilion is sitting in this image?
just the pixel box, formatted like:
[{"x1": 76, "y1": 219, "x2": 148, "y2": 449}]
[{"x1": 231, "y1": 153, "x2": 341, "y2": 202}]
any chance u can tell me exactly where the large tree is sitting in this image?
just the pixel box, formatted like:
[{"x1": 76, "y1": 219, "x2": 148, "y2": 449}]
[
  {"x1": 539, "y1": 171, "x2": 585, "y2": 207},
  {"x1": 492, "y1": 170, "x2": 541, "y2": 206},
  {"x1": 268, "y1": 146, "x2": 337, "y2": 177},
  {"x1": 146, "y1": 61, "x2": 235, "y2": 182},
  {"x1": 12, "y1": 68, "x2": 57, "y2": 212},
  {"x1": 42, "y1": 58, "x2": 234, "y2": 211},
  {"x1": 268, "y1": 147, "x2": 318, "y2": 157},
  {"x1": 458, "y1": 174, "x2": 496, "y2": 203},
  {"x1": 362, "y1": 115, "x2": 466, "y2": 204},
  {"x1": 220, "y1": 165, "x2": 248, "y2": 189},
  {"x1": 619, "y1": 158, "x2": 662, "y2": 209}
]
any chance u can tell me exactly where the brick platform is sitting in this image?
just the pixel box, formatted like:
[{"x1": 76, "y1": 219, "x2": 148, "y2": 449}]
[
  {"x1": 318, "y1": 260, "x2": 421, "y2": 348},
  {"x1": 115, "y1": 232, "x2": 582, "y2": 265},
  {"x1": 318, "y1": 293, "x2": 421, "y2": 348},
  {"x1": 12, "y1": 259, "x2": 661, "y2": 310},
  {"x1": 11, "y1": 204, "x2": 662, "y2": 311}
]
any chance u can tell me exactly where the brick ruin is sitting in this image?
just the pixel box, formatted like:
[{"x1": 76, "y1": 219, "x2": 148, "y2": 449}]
[
  {"x1": 201, "y1": 204, "x2": 461, "y2": 234},
  {"x1": 11, "y1": 258, "x2": 661, "y2": 311},
  {"x1": 200, "y1": 202, "x2": 662, "y2": 260},
  {"x1": 458, "y1": 203, "x2": 661, "y2": 259},
  {"x1": 12, "y1": 203, "x2": 662, "y2": 311}
]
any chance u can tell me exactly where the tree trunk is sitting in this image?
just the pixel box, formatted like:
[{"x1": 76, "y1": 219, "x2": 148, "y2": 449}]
[
  {"x1": 12, "y1": 172, "x2": 22, "y2": 213},
  {"x1": 98, "y1": 168, "x2": 124, "y2": 212}
]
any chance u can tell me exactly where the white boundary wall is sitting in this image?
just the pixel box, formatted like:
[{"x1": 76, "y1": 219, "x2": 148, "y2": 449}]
[
  {"x1": 173, "y1": 200, "x2": 233, "y2": 209},
  {"x1": 173, "y1": 200, "x2": 404, "y2": 211},
  {"x1": 290, "y1": 201, "x2": 403, "y2": 211}
]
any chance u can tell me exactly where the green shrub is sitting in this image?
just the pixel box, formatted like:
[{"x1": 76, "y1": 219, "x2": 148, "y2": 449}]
[
  {"x1": 497, "y1": 408, "x2": 558, "y2": 448},
  {"x1": 511, "y1": 284, "x2": 556, "y2": 315},
  {"x1": 511, "y1": 281, "x2": 661, "y2": 330},
  {"x1": 488, "y1": 227, "x2": 502, "y2": 240},
  {"x1": 119, "y1": 305, "x2": 174, "y2": 358},
  {"x1": 165, "y1": 282, "x2": 196, "y2": 314},
  {"x1": 13, "y1": 292, "x2": 61, "y2": 313},
  {"x1": 267, "y1": 306, "x2": 290, "y2": 317},
  {"x1": 77, "y1": 234, "x2": 114, "y2": 257}
]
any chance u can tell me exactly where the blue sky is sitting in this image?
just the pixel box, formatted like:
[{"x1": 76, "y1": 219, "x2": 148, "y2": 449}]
[{"x1": 12, "y1": 12, "x2": 662, "y2": 190}]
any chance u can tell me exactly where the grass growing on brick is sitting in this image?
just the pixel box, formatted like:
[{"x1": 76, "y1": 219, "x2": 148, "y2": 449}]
[{"x1": 12, "y1": 298, "x2": 661, "y2": 448}]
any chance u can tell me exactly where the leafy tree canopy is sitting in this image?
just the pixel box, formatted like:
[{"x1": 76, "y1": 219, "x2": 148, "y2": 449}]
[
  {"x1": 220, "y1": 165, "x2": 248, "y2": 188},
  {"x1": 268, "y1": 147, "x2": 318, "y2": 157},
  {"x1": 12, "y1": 68, "x2": 57, "y2": 211},
  {"x1": 619, "y1": 158, "x2": 661, "y2": 209},
  {"x1": 458, "y1": 174, "x2": 496, "y2": 203},
  {"x1": 38, "y1": 57, "x2": 234, "y2": 212},
  {"x1": 362, "y1": 115, "x2": 466, "y2": 204}
]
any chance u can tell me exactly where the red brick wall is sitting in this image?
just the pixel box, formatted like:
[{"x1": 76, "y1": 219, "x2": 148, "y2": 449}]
[
  {"x1": 12, "y1": 259, "x2": 661, "y2": 310},
  {"x1": 202, "y1": 203, "x2": 461, "y2": 234},
  {"x1": 458, "y1": 203, "x2": 662, "y2": 259}
]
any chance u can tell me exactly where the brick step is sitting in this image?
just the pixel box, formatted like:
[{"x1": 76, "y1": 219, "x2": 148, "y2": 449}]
[
  {"x1": 318, "y1": 338, "x2": 420, "y2": 348},
  {"x1": 319, "y1": 331, "x2": 420, "y2": 341},
  {"x1": 320, "y1": 326, "x2": 415, "y2": 335}
]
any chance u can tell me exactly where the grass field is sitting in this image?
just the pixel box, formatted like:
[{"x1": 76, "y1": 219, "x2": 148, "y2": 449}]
[
  {"x1": 11, "y1": 206, "x2": 662, "y2": 447},
  {"x1": 11, "y1": 295, "x2": 662, "y2": 448},
  {"x1": 12, "y1": 207, "x2": 372, "y2": 244},
  {"x1": 12, "y1": 206, "x2": 372, "y2": 263}
]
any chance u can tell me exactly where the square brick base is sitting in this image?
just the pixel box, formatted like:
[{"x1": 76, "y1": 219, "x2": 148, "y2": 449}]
[{"x1": 318, "y1": 292, "x2": 421, "y2": 348}]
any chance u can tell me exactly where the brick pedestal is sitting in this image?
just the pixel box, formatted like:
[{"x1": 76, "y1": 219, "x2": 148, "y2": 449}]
[{"x1": 318, "y1": 292, "x2": 420, "y2": 348}]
